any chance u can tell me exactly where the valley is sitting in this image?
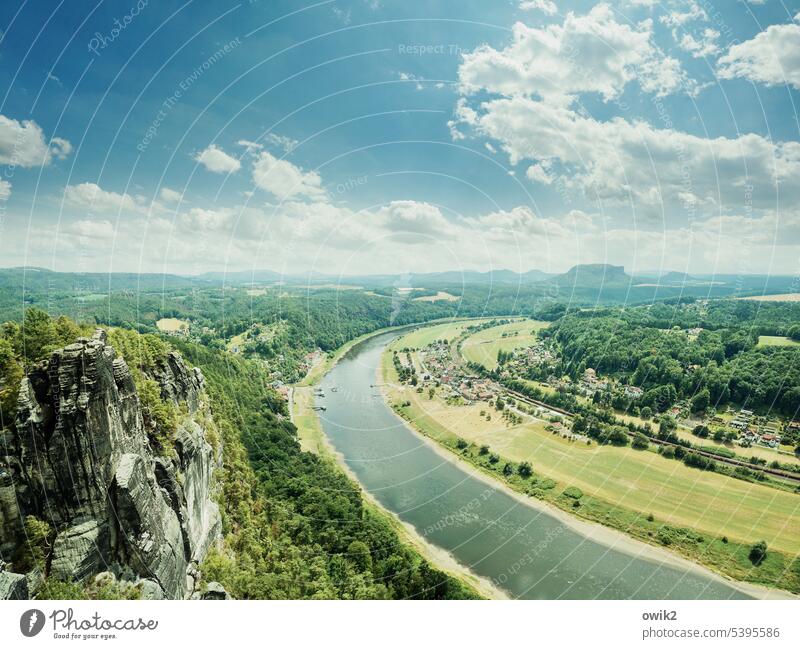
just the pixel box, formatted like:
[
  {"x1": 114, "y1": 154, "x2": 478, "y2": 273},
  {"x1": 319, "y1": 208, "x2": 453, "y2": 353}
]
[{"x1": 1, "y1": 268, "x2": 799, "y2": 599}]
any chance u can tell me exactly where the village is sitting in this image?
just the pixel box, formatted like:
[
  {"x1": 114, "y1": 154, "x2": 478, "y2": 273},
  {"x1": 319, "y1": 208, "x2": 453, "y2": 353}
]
[{"x1": 401, "y1": 330, "x2": 793, "y2": 459}]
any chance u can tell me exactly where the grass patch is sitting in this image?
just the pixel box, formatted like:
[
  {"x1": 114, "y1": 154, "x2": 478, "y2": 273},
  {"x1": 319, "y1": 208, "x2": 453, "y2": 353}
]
[
  {"x1": 757, "y1": 335, "x2": 800, "y2": 348},
  {"x1": 155, "y1": 317, "x2": 189, "y2": 333},
  {"x1": 461, "y1": 319, "x2": 550, "y2": 370}
]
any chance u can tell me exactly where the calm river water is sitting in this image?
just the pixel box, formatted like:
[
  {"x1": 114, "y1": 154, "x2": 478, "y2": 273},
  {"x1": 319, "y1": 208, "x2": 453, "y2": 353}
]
[{"x1": 316, "y1": 332, "x2": 750, "y2": 599}]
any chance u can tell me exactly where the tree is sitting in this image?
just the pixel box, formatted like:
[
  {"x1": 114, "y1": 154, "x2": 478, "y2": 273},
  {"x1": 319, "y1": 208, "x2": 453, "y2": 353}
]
[
  {"x1": 749, "y1": 540, "x2": 768, "y2": 566},
  {"x1": 478, "y1": 445, "x2": 490, "y2": 456},
  {"x1": 658, "y1": 416, "x2": 677, "y2": 437},
  {"x1": 346, "y1": 540, "x2": 373, "y2": 573},
  {"x1": 518, "y1": 461, "x2": 533, "y2": 478},
  {"x1": 19, "y1": 307, "x2": 57, "y2": 362},
  {"x1": 19, "y1": 515, "x2": 52, "y2": 572},
  {"x1": 606, "y1": 427, "x2": 630, "y2": 446},
  {"x1": 692, "y1": 424, "x2": 710, "y2": 438},
  {"x1": 691, "y1": 389, "x2": 710, "y2": 413},
  {"x1": 0, "y1": 337, "x2": 23, "y2": 424},
  {"x1": 632, "y1": 433, "x2": 649, "y2": 450}
]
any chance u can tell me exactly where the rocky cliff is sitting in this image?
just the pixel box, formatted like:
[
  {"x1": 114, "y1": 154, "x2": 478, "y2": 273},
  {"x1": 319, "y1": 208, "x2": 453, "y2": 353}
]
[{"x1": 0, "y1": 329, "x2": 221, "y2": 599}]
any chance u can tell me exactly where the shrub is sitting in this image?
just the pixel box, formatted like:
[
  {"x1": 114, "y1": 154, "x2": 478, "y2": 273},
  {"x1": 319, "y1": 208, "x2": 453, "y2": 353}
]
[
  {"x1": 562, "y1": 486, "x2": 583, "y2": 500},
  {"x1": 138, "y1": 378, "x2": 179, "y2": 456},
  {"x1": 38, "y1": 580, "x2": 86, "y2": 600},
  {"x1": 749, "y1": 540, "x2": 768, "y2": 566},
  {"x1": 17, "y1": 515, "x2": 52, "y2": 572}
]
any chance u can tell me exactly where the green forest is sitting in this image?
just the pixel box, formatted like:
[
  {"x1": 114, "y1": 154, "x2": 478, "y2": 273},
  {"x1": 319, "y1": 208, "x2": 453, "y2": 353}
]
[
  {"x1": 546, "y1": 305, "x2": 800, "y2": 417},
  {"x1": 0, "y1": 308, "x2": 476, "y2": 599}
]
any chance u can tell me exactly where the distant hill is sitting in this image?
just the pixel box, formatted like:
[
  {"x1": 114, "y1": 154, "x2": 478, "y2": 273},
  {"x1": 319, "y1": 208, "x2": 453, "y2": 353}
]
[
  {"x1": 0, "y1": 267, "x2": 207, "y2": 292},
  {"x1": 551, "y1": 264, "x2": 632, "y2": 287},
  {"x1": 209, "y1": 268, "x2": 557, "y2": 289},
  {"x1": 198, "y1": 269, "x2": 285, "y2": 284},
  {"x1": 406, "y1": 269, "x2": 554, "y2": 287},
  {"x1": 658, "y1": 271, "x2": 695, "y2": 284}
]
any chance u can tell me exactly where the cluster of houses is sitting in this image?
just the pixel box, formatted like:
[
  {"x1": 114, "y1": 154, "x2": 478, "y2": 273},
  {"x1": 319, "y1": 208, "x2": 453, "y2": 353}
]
[
  {"x1": 579, "y1": 368, "x2": 609, "y2": 395},
  {"x1": 712, "y1": 408, "x2": 783, "y2": 449},
  {"x1": 418, "y1": 342, "x2": 498, "y2": 404},
  {"x1": 498, "y1": 342, "x2": 556, "y2": 377},
  {"x1": 578, "y1": 367, "x2": 643, "y2": 401}
]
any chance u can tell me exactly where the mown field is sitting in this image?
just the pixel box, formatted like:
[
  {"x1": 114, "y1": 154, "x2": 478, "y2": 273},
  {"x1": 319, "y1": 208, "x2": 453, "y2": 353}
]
[
  {"x1": 291, "y1": 386, "x2": 327, "y2": 454},
  {"x1": 757, "y1": 335, "x2": 800, "y2": 347},
  {"x1": 389, "y1": 318, "x2": 496, "y2": 350},
  {"x1": 156, "y1": 317, "x2": 189, "y2": 333},
  {"x1": 461, "y1": 319, "x2": 550, "y2": 369},
  {"x1": 384, "y1": 332, "x2": 800, "y2": 556}
]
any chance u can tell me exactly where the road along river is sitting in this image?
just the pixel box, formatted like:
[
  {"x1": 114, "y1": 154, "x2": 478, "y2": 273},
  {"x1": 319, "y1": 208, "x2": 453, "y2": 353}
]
[{"x1": 316, "y1": 331, "x2": 753, "y2": 599}]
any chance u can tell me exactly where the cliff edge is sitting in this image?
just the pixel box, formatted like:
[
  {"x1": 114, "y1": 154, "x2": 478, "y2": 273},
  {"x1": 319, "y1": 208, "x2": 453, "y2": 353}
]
[{"x1": 0, "y1": 329, "x2": 221, "y2": 599}]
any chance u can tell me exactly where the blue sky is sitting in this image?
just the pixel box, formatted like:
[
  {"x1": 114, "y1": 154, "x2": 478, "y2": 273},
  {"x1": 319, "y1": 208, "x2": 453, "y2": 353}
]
[{"x1": 1, "y1": 0, "x2": 799, "y2": 277}]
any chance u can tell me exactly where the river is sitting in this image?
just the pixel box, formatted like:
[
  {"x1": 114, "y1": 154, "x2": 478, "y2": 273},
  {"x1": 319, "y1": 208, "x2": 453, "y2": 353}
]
[{"x1": 316, "y1": 331, "x2": 751, "y2": 599}]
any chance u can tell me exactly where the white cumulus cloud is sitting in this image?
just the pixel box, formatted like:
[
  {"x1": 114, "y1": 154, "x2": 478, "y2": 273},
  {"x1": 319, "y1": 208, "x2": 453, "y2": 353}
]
[
  {"x1": 159, "y1": 187, "x2": 184, "y2": 203},
  {"x1": 458, "y1": 4, "x2": 690, "y2": 101},
  {"x1": 0, "y1": 114, "x2": 72, "y2": 166},
  {"x1": 519, "y1": 0, "x2": 557, "y2": 16},
  {"x1": 194, "y1": 144, "x2": 241, "y2": 174},
  {"x1": 452, "y1": 95, "x2": 800, "y2": 212},
  {"x1": 718, "y1": 19, "x2": 800, "y2": 90},
  {"x1": 64, "y1": 182, "x2": 145, "y2": 214},
  {"x1": 251, "y1": 151, "x2": 324, "y2": 200}
]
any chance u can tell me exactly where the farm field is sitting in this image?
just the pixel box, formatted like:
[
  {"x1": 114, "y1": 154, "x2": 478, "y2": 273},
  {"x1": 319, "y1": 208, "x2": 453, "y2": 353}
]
[
  {"x1": 757, "y1": 335, "x2": 800, "y2": 347},
  {"x1": 412, "y1": 291, "x2": 459, "y2": 302},
  {"x1": 383, "y1": 350, "x2": 800, "y2": 555},
  {"x1": 155, "y1": 317, "x2": 189, "y2": 333},
  {"x1": 461, "y1": 319, "x2": 550, "y2": 370},
  {"x1": 389, "y1": 318, "x2": 496, "y2": 350},
  {"x1": 739, "y1": 293, "x2": 800, "y2": 302}
]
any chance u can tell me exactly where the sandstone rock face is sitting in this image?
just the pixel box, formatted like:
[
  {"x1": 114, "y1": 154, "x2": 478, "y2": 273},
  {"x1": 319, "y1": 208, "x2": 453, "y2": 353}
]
[
  {"x1": 200, "y1": 581, "x2": 230, "y2": 600},
  {"x1": 49, "y1": 519, "x2": 107, "y2": 583},
  {"x1": 0, "y1": 467, "x2": 23, "y2": 559},
  {"x1": 0, "y1": 570, "x2": 28, "y2": 599},
  {"x1": 0, "y1": 330, "x2": 221, "y2": 599}
]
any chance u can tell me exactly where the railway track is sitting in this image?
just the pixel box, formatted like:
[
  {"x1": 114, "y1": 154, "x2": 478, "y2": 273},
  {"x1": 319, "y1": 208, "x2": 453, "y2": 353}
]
[{"x1": 503, "y1": 386, "x2": 800, "y2": 485}]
